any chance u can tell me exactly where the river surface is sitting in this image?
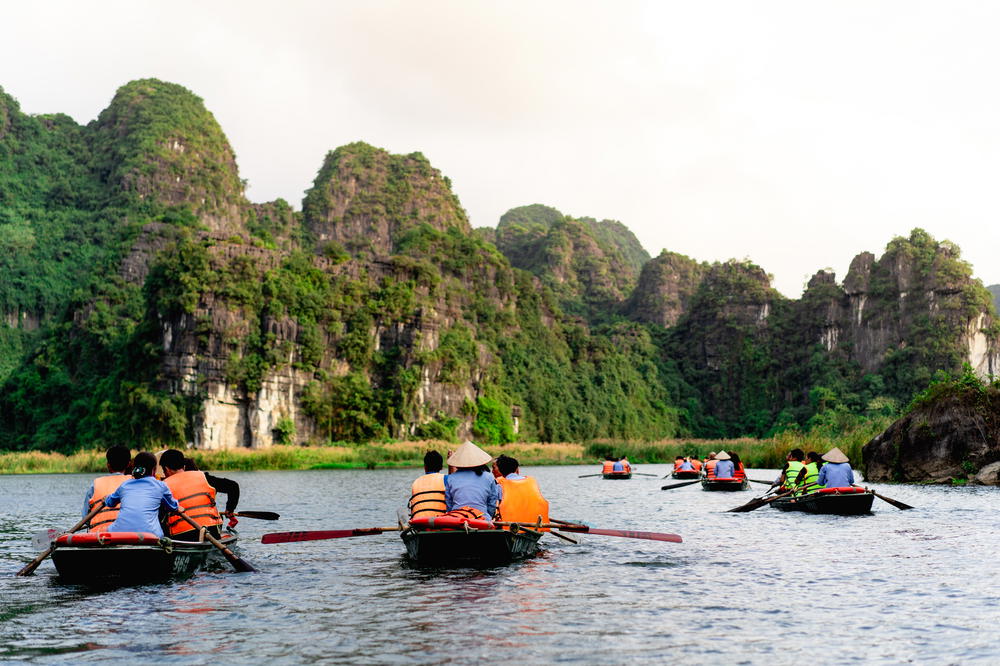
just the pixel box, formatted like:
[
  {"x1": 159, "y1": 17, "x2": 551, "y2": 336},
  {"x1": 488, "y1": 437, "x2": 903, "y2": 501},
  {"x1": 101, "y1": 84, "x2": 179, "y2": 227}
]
[{"x1": 1, "y1": 467, "x2": 998, "y2": 664}]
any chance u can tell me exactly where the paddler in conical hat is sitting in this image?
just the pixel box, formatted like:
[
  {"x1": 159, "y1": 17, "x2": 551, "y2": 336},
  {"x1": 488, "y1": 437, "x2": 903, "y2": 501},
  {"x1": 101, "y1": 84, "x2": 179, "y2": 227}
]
[
  {"x1": 816, "y1": 446, "x2": 855, "y2": 489},
  {"x1": 713, "y1": 450, "x2": 734, "y2": 478},
  {"x1": 444, "y1": 441, "x2": 501, "y2": 524}
]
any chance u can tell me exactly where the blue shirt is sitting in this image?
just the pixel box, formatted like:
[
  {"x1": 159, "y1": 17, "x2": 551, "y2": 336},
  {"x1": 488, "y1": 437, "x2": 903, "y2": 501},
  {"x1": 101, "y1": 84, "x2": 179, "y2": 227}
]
[
  {"x1": 505, "y1": 472, "x2": 526, "y2": 480},
  {"x1": 714, "y1": 460, "x2": 735, "y2": 478},
  {"x1": 444, "y1": 469, "x2": 501, "y2": 520},
  {"x1": 613, "y1": 461, "x2": 624, "y2": 471},
  {"x1": 678, "y1": 461, "x2": 694, "y2": 471},
  {"x1": 104, "y1": 477, "x2": 179, "y2": 537},
  {"x1": 817, "y1": 462, "x2": 854, "y2": 488}
]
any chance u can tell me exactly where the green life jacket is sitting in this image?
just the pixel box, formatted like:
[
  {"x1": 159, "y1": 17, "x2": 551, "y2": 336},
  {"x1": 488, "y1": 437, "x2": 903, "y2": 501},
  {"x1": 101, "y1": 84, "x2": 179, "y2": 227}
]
[
  {"x1": 782, "y1": 460, "x2": 805, "y2": 489},
  {"x1": 801, "y1": 462, "x2": 821, "y2": 489}
]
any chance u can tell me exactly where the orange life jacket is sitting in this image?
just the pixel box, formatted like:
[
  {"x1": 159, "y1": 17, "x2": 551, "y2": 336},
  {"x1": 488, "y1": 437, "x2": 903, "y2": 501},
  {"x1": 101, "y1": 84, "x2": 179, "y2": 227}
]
[
  {"x1": 690, "y1": 459, "x2": 703, "y2": 471},
  {"x1": 497, "y1": 476, "x2": 549, "y2": 530},
  {"x1": 164, "y1": 470, "x2": 221, "y2": 536},
  {"x1": 87, "y1": 474, "x2": 129, "y2": 533},
  {"x1": 602, "y1": 461, "x2": 615, "y2": 473},
  {"x1": 673, "y1": 461, "x2": 683, "y2": 471},
  {"x1": 733, "y1": 463, "x2": 746, "y2": 481},
  {"x1": 705, "y1": 459, "x2": 718, "y2": 479},
  {"x1": 409, "y1": 473, "x2": 447, "y2": 518},
  {"x1": 621, "y1": 461, "x2": 632, "y2": 473}
]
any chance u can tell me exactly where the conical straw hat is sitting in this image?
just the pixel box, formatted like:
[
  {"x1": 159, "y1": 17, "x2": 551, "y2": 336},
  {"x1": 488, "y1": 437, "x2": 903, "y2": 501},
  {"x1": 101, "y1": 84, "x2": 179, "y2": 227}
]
[
  {"x1": 821, "y1": 447, "x2": 849, "y2": 463},
  {"x1": 714, "y1": 451, "x2": 731, "y2": 460},
  {"x1": 447, "y1": 441, "x2": 493, "y2": 468}
]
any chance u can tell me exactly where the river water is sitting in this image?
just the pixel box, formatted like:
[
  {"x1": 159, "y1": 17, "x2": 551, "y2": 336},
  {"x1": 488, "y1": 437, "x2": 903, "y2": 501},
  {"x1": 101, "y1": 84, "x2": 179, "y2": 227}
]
[{"x1": 1, "y1": 466, "x2": 998, "y2": 664}]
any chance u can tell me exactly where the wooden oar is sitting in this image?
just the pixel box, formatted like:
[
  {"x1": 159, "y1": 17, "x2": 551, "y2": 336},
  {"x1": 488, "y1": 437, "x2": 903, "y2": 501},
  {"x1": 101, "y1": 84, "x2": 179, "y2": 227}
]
[
  {"x1": 748, "y1": 478, "x2": 775, "y2": 485},
  {"x1": 232, "y1": 511, "x2": 280, "y2": 520},
  {"x1": 16, "y1": 504, "x2": 104, "y2": 576},
  {"x1": 262, "y1": 527, "x2": 402, "y2": 544},
  {"x1": 866, "y1": 488, "x2": 914, "y2": 510},
  {"x1": 660, "y1": 480, "x2": 701, "y2": 490},
  {"x1": 632, "y1": 473, "x2": 658, "y2": 477},
  {"x1": 507, "y1": 521, "x2": 681, "y2": 543},
  {"x1": 578, "y1": 473, "x2": 603, "y2": 478},
  {"x1": 727, "y1": 489, "x2": 793, "y2": 513},
  {"x1": 173, "y1": 511, "x2": 256, "y2": 572}
]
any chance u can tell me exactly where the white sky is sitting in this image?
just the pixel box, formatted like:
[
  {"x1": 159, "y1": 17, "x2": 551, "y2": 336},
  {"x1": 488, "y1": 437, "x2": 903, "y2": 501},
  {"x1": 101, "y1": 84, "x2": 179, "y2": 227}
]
[{"x1": 3, "y1": 1, "x2": 998, "y2": 296}]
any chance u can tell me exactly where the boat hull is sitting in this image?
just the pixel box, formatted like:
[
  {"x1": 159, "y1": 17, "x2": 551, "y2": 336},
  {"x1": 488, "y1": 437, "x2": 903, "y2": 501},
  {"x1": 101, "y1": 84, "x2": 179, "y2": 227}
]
[
  {"x1": 770, "y1": 490, "x2": 875, "y2": 515},
  {"x1": 602, "y1": 472, "x2": 632, "y2": 480},
  {"x1": 401, "y1": 528, "x2": 542, "y2": 566},
  {"x1": 701, "y1": 478, "x2": 749, "y2": 491},
  {"x1": 671, "y1": 470, "x2": 700, "y2": 480},
  {"x1": 51, "y1": 534, "x2": 237, "y2": 583}
]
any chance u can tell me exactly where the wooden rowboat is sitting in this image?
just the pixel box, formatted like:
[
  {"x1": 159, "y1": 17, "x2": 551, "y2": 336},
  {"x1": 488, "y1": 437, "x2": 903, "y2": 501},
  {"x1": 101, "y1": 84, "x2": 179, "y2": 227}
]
[
  {"x1": 400, "y1": 524, "x2": 542, "y2": 566},
  {"x1": 769, "y1": 487, "x2": 875, "y2": 515},
  {"x1": 671, "y1": 470, "x2": 700, "y2": 480},
  {"x1": 50, "y1": 531, "x2": 238, "y2": 583},
  {"x1": 701, "y1": 477, "x2": 749, "y2": 491},
  {"x1": 602, "y1": 472, "x2": 632, "y2": 480}
]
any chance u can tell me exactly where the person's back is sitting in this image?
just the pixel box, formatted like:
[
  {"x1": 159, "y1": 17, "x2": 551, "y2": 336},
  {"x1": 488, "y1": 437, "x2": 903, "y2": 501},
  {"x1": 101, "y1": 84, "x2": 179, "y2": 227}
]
[
  {"x1": 612, "y1": 459, "x2": 624, "y2": 472},
  {"x1": 705, "y1": 458, "x2": 718, "y2": 479},
  {"x1": 779, "y1": 449, "x2": 806, "y2": 490},
  {"x1": 83, "y1": 445, "x2": 132, "y2": 532},
  {"x1": 817, "y1": 447, "x2": 854, "y2": 488},
  {"x1": 690, "y1": 458, "x2": 703, "y2": 472},
  {"x1": 714, "y1": 452, "x2": 735, "y2": 478},
  {"x1": 104, "y1": 452, "x2": 178, "y2": 537},
  {"x1": 678, "y1": 460, "x2": 694, "y2": 471},
  {"x1": 496, "y1": 455, "x2": 549, "y2": 527},
  {"x1": 444, "y1": 442, "x2": 501, "y2": 522},
  {"x1": 410, "y1": 451, "x2": 446, "y2": 518},
  {"x1": 602, "y1": 459, "x2": 615, "y2": 474},
  {"x1": 163, "y1": 469, "x2": 222, "y2": 537}
]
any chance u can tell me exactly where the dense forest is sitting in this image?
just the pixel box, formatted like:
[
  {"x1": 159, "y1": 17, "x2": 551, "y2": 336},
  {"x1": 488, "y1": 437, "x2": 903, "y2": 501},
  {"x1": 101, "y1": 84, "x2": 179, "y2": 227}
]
[{"x1": 0, "y1": 79, "x2": 997, "y2": 452}]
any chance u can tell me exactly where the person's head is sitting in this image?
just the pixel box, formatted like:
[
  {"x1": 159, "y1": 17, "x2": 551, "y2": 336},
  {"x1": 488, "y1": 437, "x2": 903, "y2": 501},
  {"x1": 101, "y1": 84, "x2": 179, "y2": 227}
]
[
  {"x1": 729, "y1": 451, "x2": 742, "y2": 465},
  {"x1": 423, "y1": 450, "x2": 443, "y2": 474},
  {"x1": 707, "y1": 452, "x2": 717, "y2": 460},
  {"x1": 605, "y1": 455, "x2": 616, "y2": 461},
  {"x1": 447, "y1": 441, "x2": 493, "y2": 476},
  {"x1": 131, "y1": 451, "x2": 157, "y2": 479},
  {"x1": 715, "y1": 451, "x2": 732, "y2": 461},
  {"x1": 183, "y1": 457, "x2": 199, "y2": 471},
  {"x1": 788, "y1": 448, "x2": 804, "y2": 461},
  {"x1": 159, "y1": 449, "x2": 186, "y2": 477},
  {"x1": 806, "y1": 451, "x2": 823, "y2": 466},
  {"x1": 105, "y1": 445, "x2": 131, "y2": 473},
  {"x1": 821, "y1": 447, "x2": 849, "y2": 464},
  {"x1": 496, "y1": 455, "x2": 519, "y2": 477}
]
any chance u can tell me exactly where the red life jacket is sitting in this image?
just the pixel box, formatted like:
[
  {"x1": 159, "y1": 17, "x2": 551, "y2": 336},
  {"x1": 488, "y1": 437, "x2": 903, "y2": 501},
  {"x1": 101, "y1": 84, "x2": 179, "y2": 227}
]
[{"x1": 734, "y1": 463, "x2": 746, "y2": 481}]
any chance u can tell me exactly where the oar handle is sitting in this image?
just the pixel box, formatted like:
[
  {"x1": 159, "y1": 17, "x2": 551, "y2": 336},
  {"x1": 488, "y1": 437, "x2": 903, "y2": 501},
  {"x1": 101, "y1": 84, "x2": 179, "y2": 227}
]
[
  {"x1": 173, "y1": 510, "x2": 256, "y2": 573},
  {"x1": 16, "y1": 503, "x2": 103, "y2": 576}
]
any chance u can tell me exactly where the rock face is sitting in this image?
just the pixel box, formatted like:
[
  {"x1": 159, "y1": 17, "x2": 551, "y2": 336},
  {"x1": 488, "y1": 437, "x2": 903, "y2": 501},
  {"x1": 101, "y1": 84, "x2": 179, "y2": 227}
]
[
  {"x1": 302, "y1": 142, "x2": 470, "y2": 257},
  {"x1": 624, "y1": 250, "x2": 706, "y2": 327},
  {"x1": 863, "y1": 385, "x2": 1000, "y2": 483}
]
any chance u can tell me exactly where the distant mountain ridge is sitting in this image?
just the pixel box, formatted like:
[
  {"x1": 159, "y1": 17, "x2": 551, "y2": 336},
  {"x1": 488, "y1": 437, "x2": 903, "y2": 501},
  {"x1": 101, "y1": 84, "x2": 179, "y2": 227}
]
[{"x1": 0, "y1": 78, "x2": 996, "y2": 452}]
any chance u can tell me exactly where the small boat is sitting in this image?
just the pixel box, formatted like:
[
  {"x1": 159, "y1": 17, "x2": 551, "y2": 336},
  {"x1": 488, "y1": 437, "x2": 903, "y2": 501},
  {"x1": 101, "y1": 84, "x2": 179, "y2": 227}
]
[
  {"x1": 701, "y1": 477, "x2": 749, "y2": 491},
  {"x1": 770, "y1": 487, "x2": 875, "y2": 515},
  {"x1": 602, "y1": 471, "x2": 632, "y2": 480},
  {"x1": 50, "y1": 531, "x2": 238, "y2": 583},
  {"x1": 401, "y1": 516, "x2": 543, "y2": 566},
  {"x1": 671, "y1": 470, "x2": 700, "y2": 480}
]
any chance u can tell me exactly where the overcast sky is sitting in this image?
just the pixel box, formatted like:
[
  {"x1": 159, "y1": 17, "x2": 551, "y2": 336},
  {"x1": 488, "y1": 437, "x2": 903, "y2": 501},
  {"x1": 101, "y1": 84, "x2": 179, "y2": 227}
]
[{"x1": 3, "y1": 1, "x2": 998, "y2": 296}]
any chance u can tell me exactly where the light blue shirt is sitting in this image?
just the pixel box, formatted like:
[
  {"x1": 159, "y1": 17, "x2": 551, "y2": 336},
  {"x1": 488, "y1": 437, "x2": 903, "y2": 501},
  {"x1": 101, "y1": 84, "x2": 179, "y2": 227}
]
[
  {"x1": 714, "y1": 460, "x2": 735, "y2": 478},
  {"x1": 104, "y1": 477, "x2": 179, "y2": 537},
  {"x1": 817, "y1": 462, "x2": 854, "y2": 488},
  {"x1": 444, "y1": 469, "x2": 501, "y2": 520},
  {"x1": 613, "y1": 461, "x2": 624, "y2": 471},
  {"x1": 505, "y1": 472, "x2": 526, "y2": 480},
  {"x1": 678, "y1": 461, "x2": 694, "y2": 471}
]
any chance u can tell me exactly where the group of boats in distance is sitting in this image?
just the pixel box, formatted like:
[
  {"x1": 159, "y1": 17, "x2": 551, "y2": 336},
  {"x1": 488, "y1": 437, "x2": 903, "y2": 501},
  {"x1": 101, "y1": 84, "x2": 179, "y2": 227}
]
[{"x1": 17, "y1": 462, "x2": 909, "y2": 584}]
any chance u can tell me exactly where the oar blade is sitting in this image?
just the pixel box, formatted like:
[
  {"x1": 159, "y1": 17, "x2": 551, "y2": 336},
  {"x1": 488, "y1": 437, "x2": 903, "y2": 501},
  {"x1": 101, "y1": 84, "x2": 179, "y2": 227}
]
[
  {"x1": 661, "y1": 480, "x2": 700, "y2": 490},
  {"x1": 873, "y1": 492, "x2": 914, "y2": 510},
  {"x1": 235, "y1": 511, "x2": 280, "y2": 520},
  {"x1": 261, "y1": 527, "x2": 394, "y2": 544}
]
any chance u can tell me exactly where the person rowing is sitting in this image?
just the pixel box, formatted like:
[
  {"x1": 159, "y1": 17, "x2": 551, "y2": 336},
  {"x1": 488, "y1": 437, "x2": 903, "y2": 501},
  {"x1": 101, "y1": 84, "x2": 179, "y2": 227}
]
[
  {"x1": 792, "y1": 451, "x2": 824, "y2": 494},
  {"x1": 443, "y1": 441, "x2": 501, "y2": 524},
  {"x1": 82, "y1": 445, "x2": 132, "y2": 532},
  {"x1": 409, "y1": 450, "x2": 447, "y2": 519},
  {"x1": 494, "y1": 454, "x2": 549, "y2": 527},
  {"x1": 102, "y1": 451, "x2": 179, "y2": 538},
  {"x1": 674, "y1": 456, "x2": 694, "y2": 472},
  {"x1": 704, "y1": 452, "x2": 718, "y2": 478},
  {"x1": 773, "y1": 448, "x2": 805, "y2": 491},
  {"x1": 713, "y1": 451, "x2": 735, "y2": 478},
  {"x1": 159, "y1": 449, "x2": 240, "y2": 541},
  {"x1": 816, "y1": 447, "x2": 854, "y2": 487}
]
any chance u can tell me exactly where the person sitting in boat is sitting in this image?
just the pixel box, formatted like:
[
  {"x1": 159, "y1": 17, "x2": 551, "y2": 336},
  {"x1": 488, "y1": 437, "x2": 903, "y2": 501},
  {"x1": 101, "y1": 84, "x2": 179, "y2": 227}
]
[
  {"x1": 409, "y1": 450, "x2": 447, "y2": 519},
  {"x1": 713, "y1": 451, "x2": 735, "y2": 478},
  {"x1": 82, "y1": 445, "x2": 132, "y2": 533},
  {"x1": 774, "y1": 449, "x2": 805, "y2": 490},
  {"x1": 444, "y1": 441, "x2": 501, "y2": 524},
  {"x1": 729, "y1": 451, "x2": 746, "y2": 480},
  {"x1": 816, "y1": 447, "x2": 854, "y2": 488},
  {"x1": 495, "y1": 455, "x2": 549, "y2": 527},
  {"x1": 159, "y1": 449, "x2": 240, "y2": 540},
  {"x1": 674, "y1": 456, "x2": 694, "y2": 472},
  {"x1": 102, "y1": 451, "x2": 179, "y2": 538},
  {"x1": 602, "y1": 456, "x2": 616, "y2": 475},
  {"x1": 687, "y1": 456, "x2": 703, "y2": 472},
  {"x1": 792, "y1": 451, "x2": 824, "y2": 494},
  {"x1": 612, "y1": 456, "x2": 631, "y2": 473},
  {"x1": 704, "y1": 452, "x2": 718, "y2": 478}
]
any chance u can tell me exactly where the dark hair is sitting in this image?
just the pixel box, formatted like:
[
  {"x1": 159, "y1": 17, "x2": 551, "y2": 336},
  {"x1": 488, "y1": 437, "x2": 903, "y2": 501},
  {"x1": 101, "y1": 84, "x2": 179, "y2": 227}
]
[
  {"x1": 471, "y1": 464, "x2": 489, "y2": 476},
  {"x1": 496, "y1": 455, "x2": 519, "y2": 477},
  {"x1": 183, "y1": 457, "x2": 199, "y2": 471},
  {"x1": 131, "y1": 451, "x2": 157, "y2": 479},
  {"x1": 729, "y1": 451, "x2": 742, "y2": 466},
  {"x1": 806, "y1": 451, "x2": 823, "y2": 466},
  {"x1": 789, "y1": 448, "x2": 804, "y2": 460},
  {"x1": 159, "y1": 449, "x2": 186, "y2": 472},
  {"x1": 423, "y1": 450, "x2": 443, "y2": 473},
  {"x1": 106, "y1": 445, "x2": 131, "y2": 473},
  {"x1": 675, "y1": 456, "x2": 684, "y2": 461}
]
